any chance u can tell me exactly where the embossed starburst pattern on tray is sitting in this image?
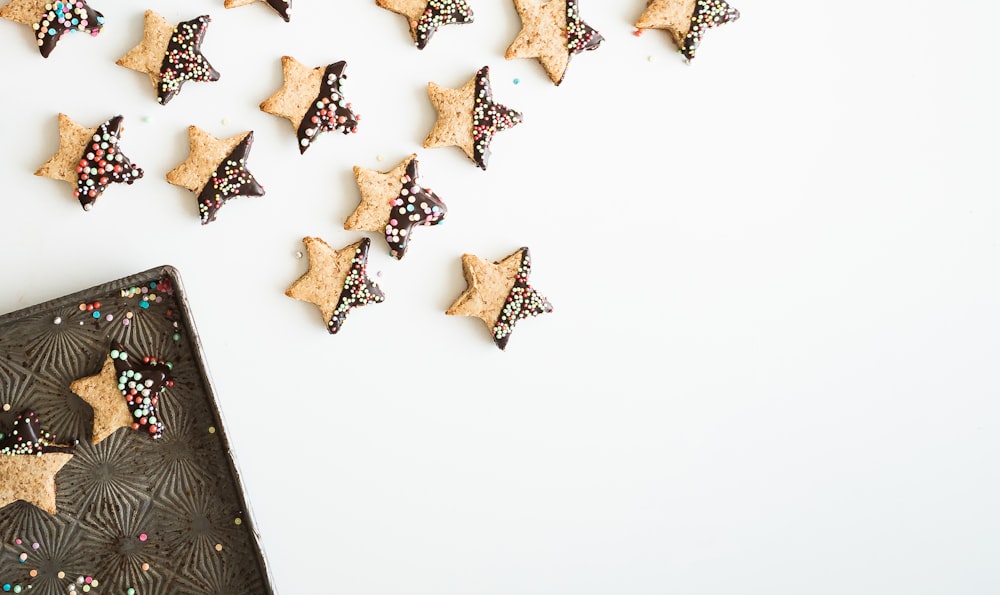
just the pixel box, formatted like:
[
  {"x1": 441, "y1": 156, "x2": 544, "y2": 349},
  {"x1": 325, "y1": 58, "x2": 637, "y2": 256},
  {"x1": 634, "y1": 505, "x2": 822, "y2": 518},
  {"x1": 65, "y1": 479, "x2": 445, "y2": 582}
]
[{"x1": 0, "y1": 266, "x2": 273, "y2": 594}]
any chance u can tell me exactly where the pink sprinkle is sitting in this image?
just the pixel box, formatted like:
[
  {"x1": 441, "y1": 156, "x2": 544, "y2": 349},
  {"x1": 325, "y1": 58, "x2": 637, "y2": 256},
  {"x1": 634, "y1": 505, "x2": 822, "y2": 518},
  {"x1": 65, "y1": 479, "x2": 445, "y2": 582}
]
[
  {"x1": 86, "y1": 576, "x2": 93, "y2": 584},
  {"x1": 389, "y1": 219, "x2": 397, "y2": 226},
  {"x1": 139, "y1": 533, "x2": 148, "y2": 542},
  {"x1": 14, "y1": 538, "x2": 21, "y2": 545}
]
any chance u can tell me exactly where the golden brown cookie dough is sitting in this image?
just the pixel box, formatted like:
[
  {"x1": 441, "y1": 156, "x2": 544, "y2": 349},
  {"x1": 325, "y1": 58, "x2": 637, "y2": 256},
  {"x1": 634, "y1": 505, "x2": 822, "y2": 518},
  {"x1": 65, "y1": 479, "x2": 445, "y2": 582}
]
[
  {"x1": 447, "y1": 247, "x2": 553, "y2": 350},
  {"x1": 635, "y1": 0, "x2": 740, "y2": 62},
  {"x1": 505, "y1": 0, "x2": 604, "y2": 85},
  {"x1": 424, "y1": 65, "x2": 523, "y2": 170},
  {"x1": 166, "y1": 126, "x2": 264, "y2": 224},
  {"x1": 35, "y1": 113, "x2": 144, "y2": 211},
  {"x1": 376, "y1": 0, "x2": 473, "y2": 49},
  {"x1": 116, "y1": 10, "x2": 220, "y2": 105},
  {"x1": 346, "y1": 154, "x2": 447, "y2": 259},
  {"x1": 286, "y1": 237, "x2": 385, "y2": 334},
  {"x1": 259, "y1": 56, "x2": 359, "y2": 153}
]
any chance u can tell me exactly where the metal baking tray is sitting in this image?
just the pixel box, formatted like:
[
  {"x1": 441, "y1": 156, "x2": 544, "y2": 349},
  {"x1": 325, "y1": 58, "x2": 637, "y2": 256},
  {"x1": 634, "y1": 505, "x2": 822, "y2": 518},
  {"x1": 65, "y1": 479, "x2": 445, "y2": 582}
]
[{"x1": 0, "y1": 265, "x2": 274, "y2": 594}]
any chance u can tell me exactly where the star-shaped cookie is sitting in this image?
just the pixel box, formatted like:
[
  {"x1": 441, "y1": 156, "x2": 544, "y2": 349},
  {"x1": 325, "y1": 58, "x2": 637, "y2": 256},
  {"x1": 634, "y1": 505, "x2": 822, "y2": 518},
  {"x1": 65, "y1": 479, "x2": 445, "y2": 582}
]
[
  {"x1": 286, "y1": 237, "x2": 385, "y2": 334},
  {"x1": 225, "y1": 0, "x2": 291, "y2": 22},
  {"x1": 0, "y1": 410, "x2": 76, "y2": 514},
  {"x1": 259, "y1": 56, "x2": 360, "y2": 154},
  {"x1": 424, "y1": 65, "x2": 523, "y2": 170},
  {"x1": 68, "y1": 356, "x2": 132, "y2": 444},
  {"x1": 0, "y1": 0, "x2": 104, "y2": 57},
  {"x1": 116, "y1": 11, "x2": 220, "y2": 105},
  {"x1": 35, "y1": 113, "x2": 144, "y2": 211},
  {"x1": 505, "y1": 0, "x2": 604, "y2": 85},
  {"x1": 376, "y1": 0, "x2": 473, "y2": 49},
  {"x1": 346, "y1": 154, "x2": 447, "y2": 259},
  {"x1": 69, "y1": 342, "x2": 172, "y2": 442},
  {"x1": 635, "y1": 0, "x2": 739, "y2": 61},
  {"x1": 166, "y1": 126, "x2": 265, "y2": 225},
  {"x1": 446, "y1": 247, "x2": 553, "y2": 350}
]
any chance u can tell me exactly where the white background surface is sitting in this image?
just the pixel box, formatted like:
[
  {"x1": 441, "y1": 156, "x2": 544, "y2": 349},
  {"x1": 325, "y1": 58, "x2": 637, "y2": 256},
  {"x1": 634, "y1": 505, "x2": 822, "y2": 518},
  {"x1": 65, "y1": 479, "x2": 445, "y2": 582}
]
[{"x1": 2, "y1": 1, "x2": 999, "y2": 593}]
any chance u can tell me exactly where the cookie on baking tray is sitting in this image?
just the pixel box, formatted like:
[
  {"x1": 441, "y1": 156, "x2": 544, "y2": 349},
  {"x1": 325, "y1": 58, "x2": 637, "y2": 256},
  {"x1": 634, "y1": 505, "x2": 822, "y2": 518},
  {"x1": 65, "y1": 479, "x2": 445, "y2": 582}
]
[
  {"x1": 259, "y1": 56, "x2": 360, "y2": 154},
  {"x1": 225, "y1": 0, "x2": 291, "y2": 22},
  {"x1": 0, "y1": 410, "x2": 76, "y2": 514},
  {"x1": 634, "y1": 0, "x2": 739, "y2": 62},
  {"x1": 69, "y1": 341, "x2": 174, "y2": 443},
  {"x1": 376, "y1": 0, "x2": 473, "y2": 49},
  {"x1": 116, "y1": 10, "x2": 220, "y2": 105},
  {"x1": 286, "y1": 237, "x2": 385, "y2": 334},
  {"x1": 166, "y1": 125, "x2": 265, "y2": 225},
  {"x1": 0, "y1": 0, "x2": 103, "y2": 57},
  {"x1": 424, "y1": 65, "x2": 523, "y2": 170},
  {"x1": 446, "y1": 247, "x2": 553, "y2": 350},
  {"x1": 505, "y1": 0, "x2": 604, "y2": 86},
  {"x1": 35, "y1": 113, "x2": 144, "y2": 211},
  {"x1": 346, "y1": 154, "x2": 447, "y2": 260}
]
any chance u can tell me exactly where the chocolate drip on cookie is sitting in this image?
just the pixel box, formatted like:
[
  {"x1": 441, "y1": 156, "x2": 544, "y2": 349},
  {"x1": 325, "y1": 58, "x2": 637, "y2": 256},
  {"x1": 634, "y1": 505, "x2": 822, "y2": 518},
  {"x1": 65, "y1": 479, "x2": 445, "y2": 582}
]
[
  {"x1": 1, "y1": 410, "x2": 76, "y2": 455},
  {"x1": 328, "y1": 237, "x2": 385, "y2": 334},
  {"x1": 296, "y1": 61, "x2": 359, "y2": 153},
  {"x1": 492, "y1": 248, "x2": 553, "y2": 350},
  {"x1": 109, "y1": 342, "x2": 173, "y2": 440},
  {"x1": 472, "y1": 66, "x2": 522, "y2": 170},
  {"x1": 35, "y1": 1, "x2": 104, "y2": 58},
  {"x1": 566, "y1": 0, "x2": 603, "y2": 55},
  {"x1": 75, "y1": 115, "x2": 144, "y2": 211},
  {"x1": 415, "y1": 0, "x2": 473, "y2": 49},
  {"x1": 683, "y1": 0, "x2": 739, "y2": 61},
  {"x1": 386, "y1": 159, "x2": 446, "y2": 259},
  {"x1": 196, "y1": 132, "x2": 264, "y2": 224},
  {"x1": 267, "y1": 0, "x2": 291, "y2": 21},
  {"x1": 157, "y1": 15, "x2": 220, "y2": 105}
]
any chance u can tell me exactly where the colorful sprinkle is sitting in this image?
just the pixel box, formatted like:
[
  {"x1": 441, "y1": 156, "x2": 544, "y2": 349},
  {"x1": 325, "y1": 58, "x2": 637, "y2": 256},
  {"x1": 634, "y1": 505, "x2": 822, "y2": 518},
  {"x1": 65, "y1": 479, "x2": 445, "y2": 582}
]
[
  {"x1": 73, "y1": 115, "x2": 143, "y2": 211},
  {"x1": 682, "y1": 0, "x2": 740, "y2": 61},
  {"x1": 492, "y1": 249, "x2": 553, "y2": 350},
  {"x1": 328, "y1": 238, "x2": 385, "y2": 334},
  {"x1": 565, "y1": 0, "x2": 603, "y2": 55},
  {"x1": 1, "y1": 410, "x2": 76, "y2": 456},
  {"x1": 109, "y1": 342, "x2": 173, "y2": 439},
  {"x1": 297, "y1": 61, "x2": 359, "y2": 153},
  {"x1": 385, "y1": 158, "x2": 446, "y2": 259},
  {"x1": 471, "y1": 66, "x2": 522, "y2": 170},
  {"x1": 414, "y1": 0, "x2": 473, "y2": 49},
  {"x1": 196, "y1": 132, "x2": 264, "y2": 224},
  {"x1": 31, "y1": 0, "x2": 104, "y2": 58},
  {"x1": 157, "y1": 15, "x2": 220, "y2": 105}
]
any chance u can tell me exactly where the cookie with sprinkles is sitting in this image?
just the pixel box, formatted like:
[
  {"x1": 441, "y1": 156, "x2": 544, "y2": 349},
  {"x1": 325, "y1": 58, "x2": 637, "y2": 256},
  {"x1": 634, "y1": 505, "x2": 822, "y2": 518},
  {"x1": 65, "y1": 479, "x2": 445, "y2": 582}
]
[
  {"x1": 70, "y1": 342, "x2": 173, "y2": 441},
  {"x1": 116, "y1": 11, "x2": 220, "y2": 105},
  {"x1": 259, "y1": 56, "x2": 360, "y2": 154},
  {"x1": 166, "y1": 126, "x2": 265, "y2": 225},
  {"x1": 225, "y1": 0, "x2": 291, "y2": 21},
  {"x1": 376, "y1": 0, "x2": 473, "y2": 49},
  {"x1": 0, "y1": 0, "x2": 104, "y2": 57},
  {"x1": 286, "y1": 237, "x2": 385, "y2": 334},
  {"x1": 345, "y1": 154, "x2": 447, "y2": 259},
  {"x1": 35, "y1": 114, "x2": 144, "y2": 211},
  {"x1": 0, "y1": 410, "x2": 76, "y2": 514},
  {"x1": 446, "y1": 247, "x2": 553, "y2": 350},
  {"x1": 505, "y1": 0, "x2": 604, "y2": 85},
  {"x1": 635, "y1": 0, "x2": 739, "y2": 62},
  {"x1": 424, "y1": 65, "x2": 523, "y2": 170}
]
